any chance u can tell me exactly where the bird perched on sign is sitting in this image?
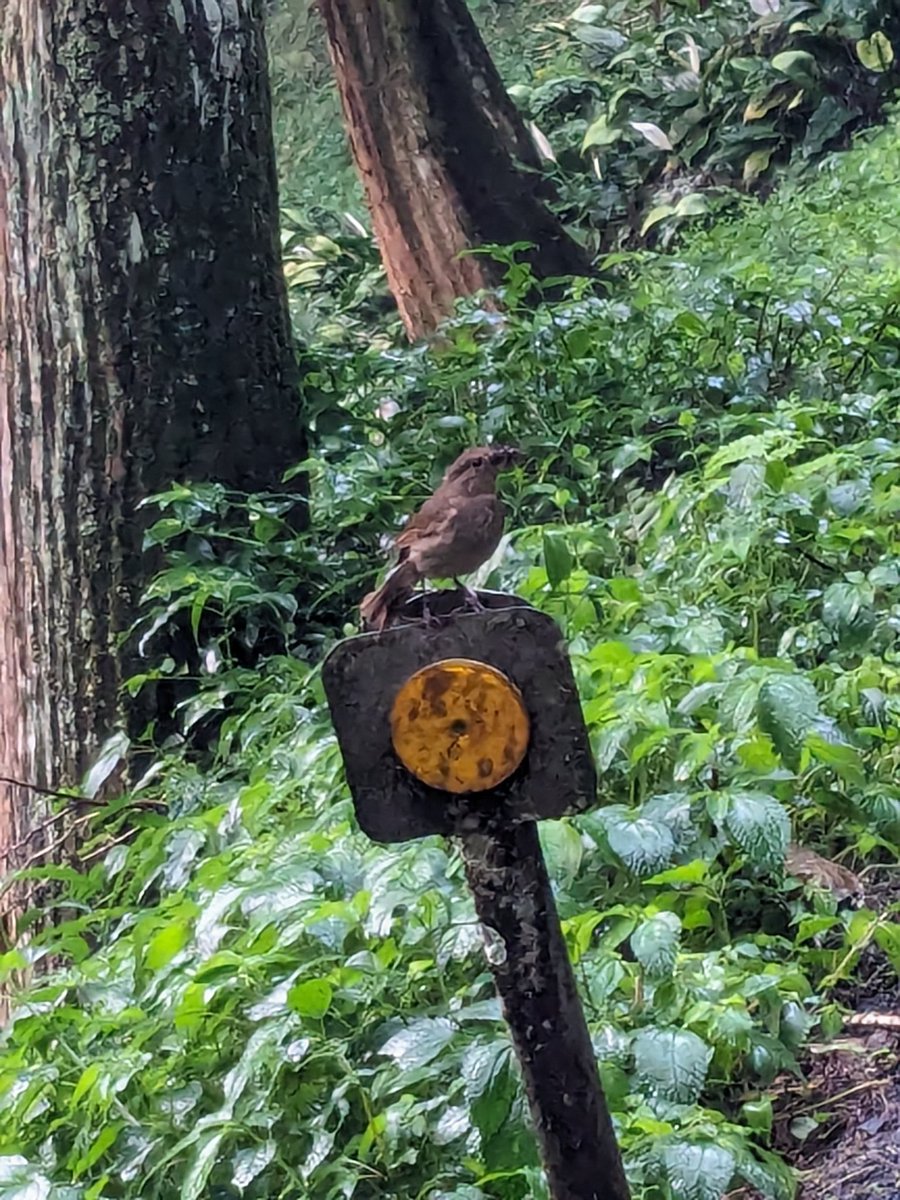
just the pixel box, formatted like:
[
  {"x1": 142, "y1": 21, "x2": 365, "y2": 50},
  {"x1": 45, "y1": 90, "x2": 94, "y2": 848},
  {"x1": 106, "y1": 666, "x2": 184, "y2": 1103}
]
[{"x1": 359, "y1": 445, "x2": 523, "y2": 632}]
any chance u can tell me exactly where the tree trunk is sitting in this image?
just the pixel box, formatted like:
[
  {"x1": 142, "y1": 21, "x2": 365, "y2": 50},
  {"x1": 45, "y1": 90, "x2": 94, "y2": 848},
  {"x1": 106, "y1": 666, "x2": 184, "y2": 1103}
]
[
  {"x1": 318, "y1": 0, "x2": 591, "y2": 340},
  {"x1": 0, "y1": 0, "x2": 304, "y2": 940}
]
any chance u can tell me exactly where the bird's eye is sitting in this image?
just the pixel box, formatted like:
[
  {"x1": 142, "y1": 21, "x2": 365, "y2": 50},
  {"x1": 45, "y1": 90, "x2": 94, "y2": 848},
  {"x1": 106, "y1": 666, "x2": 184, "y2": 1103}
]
[{"x1": 470, "y1": 456, "x2": 483, "y2": 469}]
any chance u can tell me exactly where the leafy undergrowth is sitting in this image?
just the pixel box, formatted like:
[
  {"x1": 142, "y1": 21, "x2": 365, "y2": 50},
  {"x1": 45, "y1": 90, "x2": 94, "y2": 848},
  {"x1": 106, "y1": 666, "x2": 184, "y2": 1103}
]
[{"x1": 2, "y1": 124, "x2": 900, "y2": 1200}]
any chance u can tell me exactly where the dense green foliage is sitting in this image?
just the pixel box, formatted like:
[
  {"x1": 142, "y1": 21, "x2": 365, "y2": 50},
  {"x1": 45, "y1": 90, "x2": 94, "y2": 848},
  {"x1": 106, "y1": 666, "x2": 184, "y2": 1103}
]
[
  {"x1": 2, "y1": 1, "x2": 900, "y2": 1197},
  {"x1": 2, "y1": 106, "x2": 898, "y2": 1197},
  {"x1": 270, "y1": 0, "x2": 900, "y2": 255}
]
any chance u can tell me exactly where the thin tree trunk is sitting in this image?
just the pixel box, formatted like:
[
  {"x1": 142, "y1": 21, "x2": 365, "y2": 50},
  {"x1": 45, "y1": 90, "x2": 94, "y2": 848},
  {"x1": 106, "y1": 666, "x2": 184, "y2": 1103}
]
[
  {"x1": 318, "y1": 0, "x2": 591, "y2": 339},
  {"x1": 0, "y1": 0, "x2": 304, "y2": 947}
]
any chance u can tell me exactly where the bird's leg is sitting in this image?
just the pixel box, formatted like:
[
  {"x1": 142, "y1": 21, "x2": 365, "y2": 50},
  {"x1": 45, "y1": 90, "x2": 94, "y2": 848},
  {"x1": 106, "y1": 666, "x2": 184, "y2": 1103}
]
[{"x1": 454, "y1": 578, "x2": 485, "y2": 613}]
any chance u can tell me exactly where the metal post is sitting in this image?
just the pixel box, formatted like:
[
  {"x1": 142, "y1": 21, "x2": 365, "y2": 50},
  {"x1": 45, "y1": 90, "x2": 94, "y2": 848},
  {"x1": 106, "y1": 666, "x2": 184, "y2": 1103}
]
[{"x1": 462, "y1": 819, "x2": 630, "y2": 1200}]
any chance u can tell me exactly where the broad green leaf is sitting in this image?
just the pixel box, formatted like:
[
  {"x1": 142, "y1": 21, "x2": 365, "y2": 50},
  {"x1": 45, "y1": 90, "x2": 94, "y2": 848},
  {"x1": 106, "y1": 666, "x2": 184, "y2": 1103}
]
[
  {"x1": 71, "y1": 1063, "x2": 100, "y2": 1106},
  {"x1": 379, "y1": 1017, "x2": 455, "y2": 1069},
  {"x1": 757, "y1": 673, "x2": 820, "y2": 766},
  {"x1": 721, "y1": 791, "x2": 790, "y2": 871},
  {"x1": 181, "y1": 1131, "x2": 225, "y2": 1200},
  {"x1": 779, "y1": 1000, "x2": 812, "y2": 1049},
  {"x1": 741, "y1": 1096, "x2": 774, "y2": 1135},
  {"x1": 805, "y1": 732, "x2": 864, "y2": 785},
  {"x1": 599, "y1": 808, "x2": 677, "y2": 876},
  {"x1": 744, "y1": 147, "x2": 774, "y2": 182},
  {"x1": 737, "y1": 1145, "x2": 797, "y2": 1200},
  {"x1": 432, "y1": 1105, "x2": 470, "y2": 1145},
  {"x1": 771, "y1": 50, "x2": 817, "y2": 80},
  {"x1": 539, "y1": 820, "x2": 583, "y2": 884},
  {"x1": 631, "y1": 912, "x2": 681, "y2": 978},
  {"x1": 663, "y1": 1141, "x2": 735, "y2": 1200},
  {"x1": 630, "y1": 121, "x2": 672, "y2": 150},
  {"x1": 145, "y1": 919, "x2": 191, "y2": 971},
  {"x1": 610, "y1": 438, "x2": 652, "y2": 479},
  {"x1": 856, "y1": 32, "x2": 894, "y2": 72},
  {"x1": 582, "y1": 113, "x2": 620, "y2": 151},
  {"x1": 713, "y1": 1005, "x2": 753, "y2": 1047},
  {"x1": 232, "y1": 1143, "x2": 275, "y2": 1192},
  {"x1": 641, "y1": 204, "x2": 676, "y2": 236},
  {"x1": 673, "y1": 193, "x2": 709, "y2": 218},
  {"x1": 73, "y1": 1123, "x2": 121, "y2": 1179},
  {"x1": 0, "y1": 1157, "x2": 51, "y2": 1200},
  {"x1": 804, "y1": 96, "x2": 859, "y2": 157},
  {"x1": 633, "y1": 1027, "x2": 711, "y2": 1103},
  {"x1": 81, "y1": 730, "x2": 130, "y2": 799},
  {"x1": 822, "y1": 580, "x2": 875, "y2": 644},
  {"x1": 287, "y1": 978, "x2": 333, "y2": 1019},
  {"x1": 874, "y1": 923, "x2": 900, "y2": 974},
  {"x1": 727, "y1": 460, "x2": 765, "y2": 509},
  {"x1": 543, "y1": 530, "x2": 573, "y2": 588}
]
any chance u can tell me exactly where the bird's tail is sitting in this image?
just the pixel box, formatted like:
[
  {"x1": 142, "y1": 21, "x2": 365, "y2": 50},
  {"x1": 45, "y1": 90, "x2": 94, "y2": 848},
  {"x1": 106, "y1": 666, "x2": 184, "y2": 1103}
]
[{"x1": 359, "y1": 558, "x2": 421, "y2": 632}]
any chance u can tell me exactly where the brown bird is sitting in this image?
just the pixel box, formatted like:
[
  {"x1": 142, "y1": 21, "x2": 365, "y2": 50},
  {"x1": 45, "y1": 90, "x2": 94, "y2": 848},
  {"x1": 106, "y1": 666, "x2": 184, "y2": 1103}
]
[{"x1": 359, "y1": 445, "x2": 523, "y2": 632}]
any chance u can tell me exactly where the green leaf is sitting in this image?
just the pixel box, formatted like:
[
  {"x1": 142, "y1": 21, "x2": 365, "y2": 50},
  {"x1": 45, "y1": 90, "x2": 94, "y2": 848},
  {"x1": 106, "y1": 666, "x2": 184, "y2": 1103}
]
[
  {"x1": 81, "y1": 730, "x2": 131, "y2": 799},
  {"x1": 803, "y1": 97, "x2": 858, "y2": 157},
  {"x1": 779, "y1": 1000, "x2": 812, "y2": 1049},
  {"x1": 71, "y1": 1062, "x2": 100, "y2": 1106},
  {"x1": 856, "y1": 32, "x2": 894, "y2": 72},
  {"x1": 757, "y1": 673, "x2": 820, "y2": 767},
  {"x1": 633, "y1": 1027, "x2": 711, "y2": 1103},
  {"x1": 874, "y1": 923, "x2": 900, "y2": 974},
  {"x1": 630, "y1": 121, "x2": 672, "y2": 150},
  {"x1": 582, "y1": 113, "x2": 620, "y2": 151},
  {"x1": 597, "y1": 808, "x2": 676, "y2": 877},
  {"x1": 380, "y1": 1017, "x2": 455, "y2": 1069},
  {"x1": 804, "y1": 732, "x2": 864, "y2": 785},
  {"x1": 287, "y1": 978, "x2": 333, "y2": 1019},
  {"x1": 182, "y1": 1131, "x2": 225, "y2": 1200},
  {"x1": 771, "y1": 50, "x2": 817, "y2": 81},
  {"x1": 145, "y1": 919, "x2": 191, "y2": 971},
  {"x1": 73, "y1": 1123, "x2": 121, "y2": 1179},
  {"x1": 727, "y1": 461, "x2": 765, "y2": 510},
  {"x1": 232, "y1": 1143, "x2": 276, "y2": 1193},
  {"x1": 641, "y1": 204, "x2": 676, "y2": 236},
  {"x1": 721, "y1": 791, "x2": 790, "y2": 871},
  {"x1": 539, "y1": 820, "x2": 583, "y2": 884},
  {"x1": 822, "y1": 580, "x2": 875, "y2": 645},
  {"x1": 0, "y1": 1157, "x2": 52, "y2": 1199},
  {"x1": 741, "y1": 1096, "x2": 774, "y2": 1135},
  {"x1": 631, "y1": 912, "x2": 681, "y2": 978},
  {"x1": 663, "y1": 1141, "x2": 736, "y2": 1200},
  {"x1": 743, "y1": 146, "x2": 774, "y2": 183},
  {"x1": 543, "y1": 530, "x2": 573, "y2": 588}
]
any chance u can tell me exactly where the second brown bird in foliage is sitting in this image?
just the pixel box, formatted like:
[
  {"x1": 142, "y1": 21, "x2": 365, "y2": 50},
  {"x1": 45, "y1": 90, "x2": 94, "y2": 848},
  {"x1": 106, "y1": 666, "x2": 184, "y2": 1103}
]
[{"x1": 359, "y1": 445, "x2": 523, "y2": 632}]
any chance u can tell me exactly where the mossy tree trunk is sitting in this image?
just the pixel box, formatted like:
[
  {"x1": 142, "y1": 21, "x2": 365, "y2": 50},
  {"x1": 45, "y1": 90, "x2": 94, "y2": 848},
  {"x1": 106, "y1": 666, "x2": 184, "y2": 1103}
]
[
  {"x1": 0, "y1": 0, "x2": 304, "y2": 939},
  {"x1": 318, "y1": 0, "x2": 591, "y2": 339}
]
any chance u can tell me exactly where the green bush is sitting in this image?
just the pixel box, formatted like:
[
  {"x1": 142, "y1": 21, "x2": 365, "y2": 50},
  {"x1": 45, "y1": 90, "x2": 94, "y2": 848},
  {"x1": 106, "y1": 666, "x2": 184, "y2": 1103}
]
[{"x1": 1, "y1": 108, "x2": 898, "y2": 1200}]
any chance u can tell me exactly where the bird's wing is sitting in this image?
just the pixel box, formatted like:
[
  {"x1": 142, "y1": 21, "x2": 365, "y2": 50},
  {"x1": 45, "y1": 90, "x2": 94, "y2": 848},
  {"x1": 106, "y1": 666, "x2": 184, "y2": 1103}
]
[{"x1": 393, "y1": 490, "x2": 450, "y2": 551}]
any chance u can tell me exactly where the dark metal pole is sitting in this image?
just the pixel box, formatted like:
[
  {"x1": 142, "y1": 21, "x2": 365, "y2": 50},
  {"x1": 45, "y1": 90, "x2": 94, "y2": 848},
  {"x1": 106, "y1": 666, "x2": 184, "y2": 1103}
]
[{"x1": 460, "y1": 820, "x2": 631, "y2": 1200}]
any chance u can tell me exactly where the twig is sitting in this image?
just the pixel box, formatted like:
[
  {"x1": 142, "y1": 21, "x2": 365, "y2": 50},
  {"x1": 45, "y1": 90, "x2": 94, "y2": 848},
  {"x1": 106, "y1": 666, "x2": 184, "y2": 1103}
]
[{"x1": 792, "y1": 1077, "x2": 892, "y2": 1117}]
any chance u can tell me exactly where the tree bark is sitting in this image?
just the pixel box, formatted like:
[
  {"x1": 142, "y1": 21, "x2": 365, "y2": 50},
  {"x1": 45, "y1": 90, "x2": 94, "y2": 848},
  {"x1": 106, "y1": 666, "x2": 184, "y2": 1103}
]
[
  {"x1": 318, "y1": 0, "x2": 591, "y2": 340},
  {"x1": 0, "y1": 0, "x2": 304, "y2": 934}
]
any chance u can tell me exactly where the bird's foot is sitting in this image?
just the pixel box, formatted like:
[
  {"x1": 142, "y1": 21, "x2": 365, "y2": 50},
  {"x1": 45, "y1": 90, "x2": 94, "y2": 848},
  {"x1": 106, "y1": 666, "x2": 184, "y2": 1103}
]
[
  {"x1": 456, "y1": 582, "x2": 485, "y2": 613},
  {"x1": 420, "y1": 600, "x2": 444, "y2": 630}
]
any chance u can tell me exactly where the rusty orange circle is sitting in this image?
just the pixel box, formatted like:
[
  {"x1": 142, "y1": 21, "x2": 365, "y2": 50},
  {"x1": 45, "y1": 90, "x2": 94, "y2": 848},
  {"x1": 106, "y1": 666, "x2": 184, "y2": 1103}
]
[{"x1": 389, "y1": 658, "x2": 530, "y2": 794}]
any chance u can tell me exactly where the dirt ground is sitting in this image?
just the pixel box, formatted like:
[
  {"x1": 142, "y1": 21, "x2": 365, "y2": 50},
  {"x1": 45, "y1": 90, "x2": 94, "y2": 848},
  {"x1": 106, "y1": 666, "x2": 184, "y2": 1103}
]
[{"x1": 766, "y1": 870, "x2": 900, "y2": 1200}]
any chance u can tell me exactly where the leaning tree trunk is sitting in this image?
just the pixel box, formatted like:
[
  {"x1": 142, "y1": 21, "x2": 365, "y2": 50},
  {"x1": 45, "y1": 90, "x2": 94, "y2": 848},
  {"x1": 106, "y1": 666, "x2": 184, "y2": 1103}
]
[
  {"x1": 318, "y1": 0, "x2": 591, "y2": 339},
  {"x1": 0, "y1": 1, "x2": 304, "y2": 949}
]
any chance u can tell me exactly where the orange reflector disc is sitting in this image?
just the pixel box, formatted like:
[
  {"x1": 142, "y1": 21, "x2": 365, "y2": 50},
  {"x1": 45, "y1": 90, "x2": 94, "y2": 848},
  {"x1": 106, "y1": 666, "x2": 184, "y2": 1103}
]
[{"x1": 390, "y1": 658, "x2": 530, "y2": 794}]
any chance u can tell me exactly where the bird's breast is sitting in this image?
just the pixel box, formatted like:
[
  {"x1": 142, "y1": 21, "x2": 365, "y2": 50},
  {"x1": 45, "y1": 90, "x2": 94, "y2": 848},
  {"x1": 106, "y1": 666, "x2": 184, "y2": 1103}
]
[{"x1": 414, "y1": 496, "x2": 505, "y2": 579}]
